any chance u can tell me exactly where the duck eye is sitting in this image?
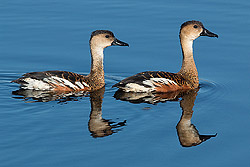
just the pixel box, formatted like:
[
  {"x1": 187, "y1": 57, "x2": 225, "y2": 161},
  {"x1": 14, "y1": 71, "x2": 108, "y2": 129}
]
[
  {"x1": 105, "y1": 35, "x2": 110, "y2": 38},
  {"x1": 193, "y1": 25, "x2": 198, "y2": 29}
]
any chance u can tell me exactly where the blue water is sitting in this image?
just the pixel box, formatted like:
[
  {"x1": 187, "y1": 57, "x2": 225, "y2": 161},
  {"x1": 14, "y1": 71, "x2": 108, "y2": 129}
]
[{"x1": 0, "y1": 0, "x2": 250, "y2": 166}]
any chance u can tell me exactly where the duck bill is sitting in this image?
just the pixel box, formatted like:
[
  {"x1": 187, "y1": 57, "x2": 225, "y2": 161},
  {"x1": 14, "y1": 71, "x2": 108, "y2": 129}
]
[
  {"x1": 199, "y1": 133, "x2": 217, "y2": 142},
  {"x1": 200, "y1": 28, "x2": 218, "y2": 38},
  {"x1": 112, "y1": 38, "x2": 129, "y2": 46}
]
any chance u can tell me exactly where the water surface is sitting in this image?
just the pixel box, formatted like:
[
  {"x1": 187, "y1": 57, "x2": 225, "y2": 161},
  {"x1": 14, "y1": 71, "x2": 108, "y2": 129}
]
[{"x1": 0, "y1": 0, "x2": 249, "y2": 167}]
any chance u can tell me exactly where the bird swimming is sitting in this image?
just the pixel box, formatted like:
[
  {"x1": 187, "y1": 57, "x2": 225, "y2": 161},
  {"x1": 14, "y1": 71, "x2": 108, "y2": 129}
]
[
  {"x1": 12, "y1": 30, "x2": 129, "y2": 92},
  {"x1": 113, "y1": 20, "x2": 218, "y2": 93}
]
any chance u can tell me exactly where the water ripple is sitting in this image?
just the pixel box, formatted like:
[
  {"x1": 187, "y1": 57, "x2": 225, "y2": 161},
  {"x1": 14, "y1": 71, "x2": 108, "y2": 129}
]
[{"x1": 198, "y1": 78, "x2": 228, "y2": 104}]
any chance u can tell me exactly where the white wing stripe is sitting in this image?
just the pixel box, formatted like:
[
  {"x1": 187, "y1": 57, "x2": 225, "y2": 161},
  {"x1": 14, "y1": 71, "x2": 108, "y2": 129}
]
[
  {"x1": 75, "y1": 81, "x2": 85, "y2": 89},
  {"x1": 23, "y1": 78, "x2": 52, "y2": 90},
  {"x1": 50, "y1": 76, "x2": 79, "y2": 90},
  {"x1": 152, "y1": 78, "x2": 177, "y2": 85},
  {"x1": 143, "y1": 78, "x2": 177, "y2": 87},
  {"x1": 125, "y1": 83, "x2": 154, "y2": 92}
]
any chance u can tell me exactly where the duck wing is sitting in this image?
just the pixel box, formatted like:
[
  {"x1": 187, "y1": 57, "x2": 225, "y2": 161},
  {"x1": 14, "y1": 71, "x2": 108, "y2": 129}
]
[
  {"x1": 12, "y1": 70, "x2": 90, "y2": 91},
  {"x1": 113, "y1": 71, "x2": 190, "y2": 93}
]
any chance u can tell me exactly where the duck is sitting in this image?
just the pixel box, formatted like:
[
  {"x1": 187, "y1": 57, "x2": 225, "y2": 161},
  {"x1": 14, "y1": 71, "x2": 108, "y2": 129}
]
[
  {"x1": 12, "y1": 30, "x2": 129, "y2": 91},
  {"x1": 113, "y1": 20, "x2": 218, "y2": 93}
]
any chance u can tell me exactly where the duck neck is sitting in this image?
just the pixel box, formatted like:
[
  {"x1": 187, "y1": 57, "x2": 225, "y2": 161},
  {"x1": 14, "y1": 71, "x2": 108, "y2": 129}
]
[
  {"x1": 178, "y1": 37, "x2": 199, "y2": 88},
  {"x1": 89, "y1": 44, "x2": 105, "y2": 88}
]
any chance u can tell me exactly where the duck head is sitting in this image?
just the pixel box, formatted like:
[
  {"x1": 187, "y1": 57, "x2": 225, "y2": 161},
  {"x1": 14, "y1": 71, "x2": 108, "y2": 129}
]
[
  {"x1": 179, "y1": 20, "x2": 218, "y2": 40},
  {"x1": 90, "y1": 30, "x2": 129, "y2": 49}
]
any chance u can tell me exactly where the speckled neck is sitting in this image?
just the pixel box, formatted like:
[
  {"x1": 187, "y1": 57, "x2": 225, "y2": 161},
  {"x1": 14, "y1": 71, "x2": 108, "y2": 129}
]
[
  {"x1": 178, "y1": 37, "x2": 199, "y2": 88},
  {"x1": 88, "y1": 43, "x2": 105, "y2": 89}
]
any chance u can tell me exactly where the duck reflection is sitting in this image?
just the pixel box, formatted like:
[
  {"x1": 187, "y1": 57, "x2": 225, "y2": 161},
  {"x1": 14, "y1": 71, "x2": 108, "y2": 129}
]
[
  {"x1": 114, "y1": 89, "x2": 182, "y2": 104},
  {"x1": 114, "y1": 89, "x2": 216, "y2": 147},
  {"x1": 88, "y1": 87, "x2": 126, "y2": 138},
  {"x1": 12, "y1": 88, "x2": 126, "y2": 138},
  {"x1": 176, "y1": 89, "x2": 217, "y2": 147},
  {"x1": 12, "y1": 89, "x2": 89, "y2": 103}
]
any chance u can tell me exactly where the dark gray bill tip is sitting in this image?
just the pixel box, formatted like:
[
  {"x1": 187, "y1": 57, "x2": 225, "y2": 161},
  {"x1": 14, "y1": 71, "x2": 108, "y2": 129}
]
[
  {"x1": 112, "y1": 38, "x2": 129, "y2": 46},
  {"x1": 200, "y1": 28, "x2": 218, "y2": 38}
]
